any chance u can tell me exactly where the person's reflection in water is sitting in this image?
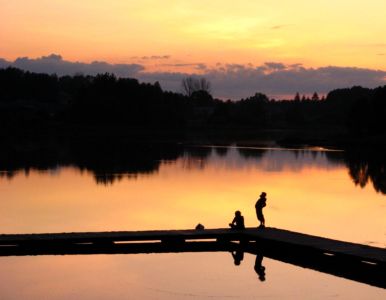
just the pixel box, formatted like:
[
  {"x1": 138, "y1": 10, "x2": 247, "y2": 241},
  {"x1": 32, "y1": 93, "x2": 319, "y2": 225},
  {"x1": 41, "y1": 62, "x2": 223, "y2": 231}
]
[
  {"x1": 254, "y1": 253, "x2": 266, "y2": 282},
  {"x1": 231, "y1": 249, "x2": 244, "y2": 266}
]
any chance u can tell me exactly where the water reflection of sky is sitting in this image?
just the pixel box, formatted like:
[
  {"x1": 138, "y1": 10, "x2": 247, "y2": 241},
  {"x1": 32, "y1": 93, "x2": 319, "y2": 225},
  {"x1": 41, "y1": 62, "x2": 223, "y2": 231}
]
[
  {"x1": 1, "y1": 144, "x2": 384, "y2": 195},
  {"x1": 0, "y1": 253, "x2": 384, "y2": 300},
  {"x1": 0, "y1": 146, "x2": 384, "y2": 249},
  {"x1": 193, "y1": 147, "x2": 344, "y2": 172},
  {"x1": 1, "y1": 145, "x2": 385, "y2": 298}
]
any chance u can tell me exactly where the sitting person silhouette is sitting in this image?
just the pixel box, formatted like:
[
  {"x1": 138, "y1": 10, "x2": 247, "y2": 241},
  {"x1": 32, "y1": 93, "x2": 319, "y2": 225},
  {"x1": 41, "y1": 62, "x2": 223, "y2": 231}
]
[{"x1": 229, "y1": 210, "x2": 245, "y2": 230}]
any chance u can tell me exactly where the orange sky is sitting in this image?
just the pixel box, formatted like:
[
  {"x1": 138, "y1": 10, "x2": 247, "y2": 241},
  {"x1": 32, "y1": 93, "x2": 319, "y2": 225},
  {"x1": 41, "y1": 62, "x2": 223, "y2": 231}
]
[{"x1": 1, "y1": 0, "x2": 386, "y2": 72}]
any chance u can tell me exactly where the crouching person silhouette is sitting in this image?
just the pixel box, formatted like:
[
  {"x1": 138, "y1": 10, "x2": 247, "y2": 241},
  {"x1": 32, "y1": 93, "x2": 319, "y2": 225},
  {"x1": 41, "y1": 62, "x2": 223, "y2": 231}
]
[{"x1": 229, "y1": 210, "x2": 245, "y2": 230}]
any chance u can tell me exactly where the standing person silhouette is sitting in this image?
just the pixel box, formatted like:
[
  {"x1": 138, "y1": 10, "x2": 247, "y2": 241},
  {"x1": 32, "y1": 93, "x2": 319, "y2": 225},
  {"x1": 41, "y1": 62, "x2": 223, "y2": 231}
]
[{"x1": 255, "y1": 192, "x2": 267, "y2": 228}]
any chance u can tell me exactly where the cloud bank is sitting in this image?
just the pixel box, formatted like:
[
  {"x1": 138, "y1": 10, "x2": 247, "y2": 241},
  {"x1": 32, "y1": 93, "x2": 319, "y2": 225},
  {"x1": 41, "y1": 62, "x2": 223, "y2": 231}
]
[
  {"x1": 0, "y1": 54, "x2": 144, "y2": 77},
  {"x1": 1, "y1": 54, "x2": 385, "y2": 99}
]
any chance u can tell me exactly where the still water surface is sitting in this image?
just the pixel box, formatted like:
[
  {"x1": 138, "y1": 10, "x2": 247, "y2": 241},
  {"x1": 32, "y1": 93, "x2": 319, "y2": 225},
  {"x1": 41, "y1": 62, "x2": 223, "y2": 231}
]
[{"x1": 0, "y1": 144, "x2": 385, "y2": 299}]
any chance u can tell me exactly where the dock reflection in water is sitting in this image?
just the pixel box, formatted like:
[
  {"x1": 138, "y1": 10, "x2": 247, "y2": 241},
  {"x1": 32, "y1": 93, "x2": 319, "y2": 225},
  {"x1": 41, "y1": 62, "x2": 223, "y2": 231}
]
[{"x1": 1, "y1": 245, "x2": 385, "y2": 300}]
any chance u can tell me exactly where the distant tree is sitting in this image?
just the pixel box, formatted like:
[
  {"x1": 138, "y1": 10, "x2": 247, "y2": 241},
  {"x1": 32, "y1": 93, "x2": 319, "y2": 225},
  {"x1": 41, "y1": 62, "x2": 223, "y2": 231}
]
[
  {"x1": 249, "y1": 92, "x2": 269, "y2": 103},
  {"x1": 294, "y1": 92, "x2": 301, "y2": 101},
  {"x1": 181, "y1": 76, "x2": 211, "y2": 97},
  {"x1": 190, "y1": 90, "x2": 213, "y2": 105},
  {"x1": 311, "y1": 92, "x2": 319, "y2": 101},
  {"x1": 154, "y1": 81, "x2": 162, "y2": 91}
]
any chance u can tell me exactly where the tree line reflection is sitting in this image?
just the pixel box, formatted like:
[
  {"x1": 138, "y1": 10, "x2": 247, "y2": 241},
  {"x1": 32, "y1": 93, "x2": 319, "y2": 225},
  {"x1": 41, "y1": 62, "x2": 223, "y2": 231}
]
[
  {"x1": 0, "y1": 139, "x2": 385, "y2": 194},
  {"x1": 343, "y1": 150, "x2": 386, "y2": 194}
]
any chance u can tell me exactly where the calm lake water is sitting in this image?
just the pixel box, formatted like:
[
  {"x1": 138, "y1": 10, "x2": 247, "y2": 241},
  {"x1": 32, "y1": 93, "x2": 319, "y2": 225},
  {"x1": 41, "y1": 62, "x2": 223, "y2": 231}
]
[{"x1": 0, "y1": 142, "x2": 385, "y2": 299}]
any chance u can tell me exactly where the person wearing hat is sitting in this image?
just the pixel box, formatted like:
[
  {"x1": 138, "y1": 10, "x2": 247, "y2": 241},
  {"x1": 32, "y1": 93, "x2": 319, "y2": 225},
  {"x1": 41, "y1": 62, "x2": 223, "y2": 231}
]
[{"x1": 255, "y1": 192, "x2": 267, "y2": 228}]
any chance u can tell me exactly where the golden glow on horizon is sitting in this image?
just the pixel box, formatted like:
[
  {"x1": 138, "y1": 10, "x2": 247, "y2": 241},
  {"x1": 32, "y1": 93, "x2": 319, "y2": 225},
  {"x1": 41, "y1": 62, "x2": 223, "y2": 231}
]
[{"x1": 1, "y1": 0, "x2": 386, "y2": 71}]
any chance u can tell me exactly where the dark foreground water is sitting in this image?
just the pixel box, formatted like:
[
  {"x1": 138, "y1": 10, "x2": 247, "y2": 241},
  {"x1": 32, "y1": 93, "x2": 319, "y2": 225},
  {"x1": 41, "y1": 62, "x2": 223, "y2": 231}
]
[{"x1": 0, "y1": 142, "x2": 385, "y2": 299}]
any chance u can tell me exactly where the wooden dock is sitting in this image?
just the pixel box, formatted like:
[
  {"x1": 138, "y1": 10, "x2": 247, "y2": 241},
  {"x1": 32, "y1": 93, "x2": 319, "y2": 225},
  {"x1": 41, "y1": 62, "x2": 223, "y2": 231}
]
[
  {"x1": 0, "y1": 227, "x2": 385, "y2": 288},
  {"x1": 245, "y1": 227, "x2": 386, "y2": 265},
  {"x1": 1, "y1": 227, "x2": 384, "y2": 264}
]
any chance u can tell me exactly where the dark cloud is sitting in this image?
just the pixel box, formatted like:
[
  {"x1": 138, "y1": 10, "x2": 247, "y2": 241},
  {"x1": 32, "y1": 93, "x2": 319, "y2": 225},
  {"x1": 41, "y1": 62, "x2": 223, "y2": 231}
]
[
  {"x1": 137, "y1": 64, "x2": 386, "y2": 99},
  {"x1": 140, "y1": 55, "x2": 171, "y2": 60},
  {"x1": 195, "y1": 63, "x2": 208, "y2": 70},
  {"x1": 163, "y1": 63, "x2": 196, "y2": 67},
  {"x1": 1, "y1": 54, "x2": 144, "y2": 77},
  {"x1": 0, "y1": 58, "x2": 9, "y2": 69},
  {"x1": 264, "y1": 62, "x2": 287, "y2": 71},
  {"x1": 200, "y1": 64, "x2": 386, "y2": 99},
  {"x1": 160, "y1": 63, "x2": 206, "y2": 69},
  {"x1": 1, "y1": 54, "x2": 386, "y2": 99},
  {"x1": 289, "y1": 63, "x2": 303, "y2": 69}
]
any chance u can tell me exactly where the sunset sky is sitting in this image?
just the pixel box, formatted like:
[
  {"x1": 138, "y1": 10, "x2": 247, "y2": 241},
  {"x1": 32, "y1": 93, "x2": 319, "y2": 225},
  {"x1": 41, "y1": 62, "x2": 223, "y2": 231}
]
[{"x1": 1, "y1": 0, "x2": 386, "y2": 98}]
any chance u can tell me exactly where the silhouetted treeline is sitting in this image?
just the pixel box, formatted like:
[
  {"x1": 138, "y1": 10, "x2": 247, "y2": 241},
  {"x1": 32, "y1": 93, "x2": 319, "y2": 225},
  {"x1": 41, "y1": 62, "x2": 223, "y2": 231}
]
[
  {"x1": 0, "y1": 68, "x2": 189, "y2": 133},
  {"x1": 1, "y1": 67, "x2": 385, "y2": 139}
]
